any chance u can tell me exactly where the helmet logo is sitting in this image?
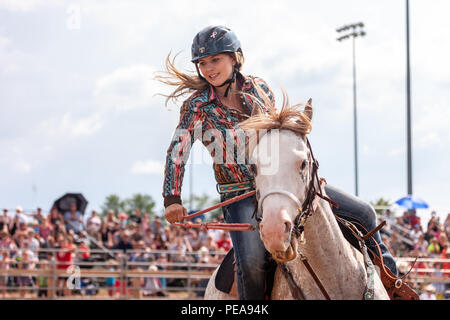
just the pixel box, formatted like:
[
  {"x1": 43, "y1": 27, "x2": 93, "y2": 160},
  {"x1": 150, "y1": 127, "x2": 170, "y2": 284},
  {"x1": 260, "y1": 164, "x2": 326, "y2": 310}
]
[
  {"x1": 210, "y1": 31, "x2": 217, "y2": 38},
  {"x1": 199, "y1": 47, "x2": 205, "y2": 54}
]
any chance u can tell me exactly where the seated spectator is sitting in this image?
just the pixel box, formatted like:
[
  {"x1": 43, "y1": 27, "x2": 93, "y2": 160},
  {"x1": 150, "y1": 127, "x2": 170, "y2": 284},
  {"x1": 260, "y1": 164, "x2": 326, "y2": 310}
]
[
  {"x1": 128, "y1": 222, "x2": 141, "y2": 243},
  {"x1": 14, "y1": 206, "x2": 26, "y2": 221},
  {"x1": 99, "y1": 222, "x2": 114, "y2": 249},
  {"x1": 185, "y1": 229, "x2": 202, "y2": 251},
  {"x1": 48, "y1": 207, "x2": 66, "y2": 237},
  {"x1": 419, "y1": 284, "x2": 436, "y2": 300},
  {"x1": 427, "y1": 237, "x2": 441, "y2": 257},
  {"x1": 424, "y1": 224, "x2": 437, "y2": 243},
  {"x1": 36, "y1": 259, "x2": 49, "y2": 299},
  {"x1": 444, "y1": 213, "x2": 450, "y2": 231},
  {"x1": 442, "y1": 247, "x2": 450, "y2": 277},
  {"x1": 203, "y1": 234, "x2": 219, "y2": 255},
  {"x1": 55, "y1": 234, "x2": 76, "y2": 297},
  {"x1": 0, "y1": 249, "x2": 11, "y2": 298},
  {"x1": 105, "y1": 259, "x2": 118, "y2": 298},
  {"x1": 401, "y1": 211, "x2": 410, "y2": 227},
  {"x1": 79, "y1": 239, "x2": 91, "y2": 265},
  {"x1": 31, "y1": 207, "x2": 45, "y2": 225},
  {"x1": 27, "y1": 229, "x2": 40, "y2": 256},
  {"x1": 142, "y1": 265, "x2": 166, "y2": 297},
  {"x1": 0, "y1": 232, "x2": 16, "y2": 257},
  {"x1": 149, "y1": 216, "x2": 165, "y2": 238},
  {"x1": 113, "y1": 229, "x2": 133, "y2": 253},
  {"x1": 143, "y1": 229, "x2": 153, "y2": 247},
  {"x1": 16, "y1": 249, "x2": 36, "y2": 298},
  {"x1": 216, "y1": 231, "x2": 232, "y2": 252},
  {"x1": 86, "y1": 210, "x2": 101, "y2": 236},
  {"x1": 408, "y1": 210, "x2": 421, "y2": 230},
  {"x1": 117, "y1": 212, "x2": 129, "y2": 228},
  {"x1": 15, "y1": 221, "x2": 30, "y2": 241},
  {"x1": 437, "y1": 232, "x2": 448, "y2": 254},
  {"x1": 129, "y1": 208, "x2": 142, "y2": 226},
  {"x1": 153, "y1": 232, "x2": 166, "y2": 250},
  {"x1": 8, "y1": 215, "x2": 21, "y2": 238},
  {"x1": 63, "y1": 202, "x2": 84, "y2": 234},
  {"x1": 409, "y1": 224, "x2": 423, "y2": 243},
  {"x1": 15, "y1": 232, "x2": 27, "y2": 249},
  {"x1": 140, "y1": 213, "x2": 150, "y2": 235},
  {"x1": 0, "y1": 209, "x2": 10, "y2": 233},
  {"x1": 411, "y1": 248, "x2": 429, "y2": 276},
  {"x1": 104, "y1": 210, "x2": 118, "y2": 231},
  {"x1": 381, "y1": 234, "x2": 394, "y2": 257},
  {"x1": 39, "y1": 219, "x2": 53, "y2": 242},
  {"x1": 414, "y1": 234, "x2": 428, "y2": 255}
]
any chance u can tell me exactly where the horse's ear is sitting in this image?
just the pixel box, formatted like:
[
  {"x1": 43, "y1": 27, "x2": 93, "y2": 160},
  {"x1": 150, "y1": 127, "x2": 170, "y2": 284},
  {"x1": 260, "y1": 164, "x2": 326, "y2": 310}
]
[{"x1": 304, "y1": 98, "x2": 313, "y2": 122}]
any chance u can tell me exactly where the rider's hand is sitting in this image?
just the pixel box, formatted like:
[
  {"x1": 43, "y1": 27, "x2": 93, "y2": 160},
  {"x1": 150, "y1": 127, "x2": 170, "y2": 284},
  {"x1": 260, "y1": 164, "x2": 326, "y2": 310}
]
[{"x1": 164, "y1": 203, "x2": 187, "y2": 224}]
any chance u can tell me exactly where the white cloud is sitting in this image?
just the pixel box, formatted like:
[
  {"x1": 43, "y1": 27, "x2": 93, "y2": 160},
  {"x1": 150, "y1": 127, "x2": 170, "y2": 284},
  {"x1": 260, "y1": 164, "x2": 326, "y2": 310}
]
[
  {"x1": 131, "y1": 160, "x2": 165, "y2": 175},
  {"x1": 39, "y1": 112, "x2": 104, "y2": 138},
  {"x1": 93, "y1": 64, "x2": 167, "y2": 111},
  {"x1": 13, "y1": 159, "x2": 31, "y2": 173},
  {"x1": 0, "y1": 0, "x2": 60, "y2": 12},
  {"x1": 414, "y1": 101, "x2": 450, "y2": 149}
]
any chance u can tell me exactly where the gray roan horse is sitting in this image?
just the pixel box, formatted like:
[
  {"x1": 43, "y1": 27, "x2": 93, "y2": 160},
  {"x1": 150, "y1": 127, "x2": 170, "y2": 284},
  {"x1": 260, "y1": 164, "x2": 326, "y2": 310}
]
[{"x1": 204, "y1": 96, "x2": 389, "y2": 300}]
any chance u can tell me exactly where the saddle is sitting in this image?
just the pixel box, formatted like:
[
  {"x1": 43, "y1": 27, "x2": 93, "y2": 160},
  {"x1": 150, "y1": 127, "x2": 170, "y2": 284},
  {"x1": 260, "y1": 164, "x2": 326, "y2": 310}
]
[
  {"x1": 215, "y1": 248, "x2": 276, "y2": 299},
  {"x1": 214, "y1": 219, "x2": 419, "y2": 300}
]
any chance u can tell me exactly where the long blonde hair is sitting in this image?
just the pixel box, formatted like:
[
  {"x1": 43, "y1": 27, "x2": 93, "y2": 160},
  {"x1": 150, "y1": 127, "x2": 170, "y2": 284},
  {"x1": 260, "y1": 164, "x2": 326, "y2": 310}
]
[{"x1": 155, "y1": 51, "x2": 245, "y2": 107}]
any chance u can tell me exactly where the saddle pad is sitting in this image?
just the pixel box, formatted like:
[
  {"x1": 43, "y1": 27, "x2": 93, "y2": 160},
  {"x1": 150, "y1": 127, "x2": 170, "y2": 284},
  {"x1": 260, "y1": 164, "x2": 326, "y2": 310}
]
[{"x1": 215, "y1": 247, "x2": 235, "y2": 294}]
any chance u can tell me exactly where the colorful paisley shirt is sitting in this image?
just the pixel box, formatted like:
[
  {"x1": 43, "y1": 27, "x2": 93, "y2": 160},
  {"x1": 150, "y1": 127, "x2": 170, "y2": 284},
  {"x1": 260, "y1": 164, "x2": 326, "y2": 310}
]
[{"x1": 162, "y1": 73, "x2": 275, "y2": 208}]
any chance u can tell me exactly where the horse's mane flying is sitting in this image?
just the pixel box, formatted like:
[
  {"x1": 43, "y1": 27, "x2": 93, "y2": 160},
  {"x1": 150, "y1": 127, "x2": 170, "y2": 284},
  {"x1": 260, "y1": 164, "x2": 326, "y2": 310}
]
[{"x1": 240, "y1": 87, "x2": 313, "y2": 136}]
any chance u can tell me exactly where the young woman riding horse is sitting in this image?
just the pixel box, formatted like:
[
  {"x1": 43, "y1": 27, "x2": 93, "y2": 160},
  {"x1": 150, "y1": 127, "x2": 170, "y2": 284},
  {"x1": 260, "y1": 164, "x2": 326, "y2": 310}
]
[{"x1": 159, "y1": 25, "x2": 398, "y2": 300}]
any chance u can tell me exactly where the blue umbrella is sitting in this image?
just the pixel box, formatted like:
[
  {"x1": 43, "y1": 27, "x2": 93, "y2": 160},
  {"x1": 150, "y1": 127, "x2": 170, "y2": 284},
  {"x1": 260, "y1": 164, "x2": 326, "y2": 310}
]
[{"x1": 395, "y1": 195, "x2": 429, "y2": 209}]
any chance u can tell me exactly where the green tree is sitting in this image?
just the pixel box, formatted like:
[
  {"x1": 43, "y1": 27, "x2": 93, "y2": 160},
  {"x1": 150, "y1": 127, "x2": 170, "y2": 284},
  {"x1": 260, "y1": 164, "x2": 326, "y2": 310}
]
[
  {"x1": 370, "y1": 197, "x2": 392, "y2": 215},
  {"x1": 124, "y1": 193, "x2": 156, "y2": 217},
  {"x1": 183, "y1": 193, "x2": 223, "y2": 221},
  {"x1": 100, "y1": 194, "x2": 125, "y2": 217},
  {"x1": 100, "y1": 193, "x2": 156, "y2": 218}
]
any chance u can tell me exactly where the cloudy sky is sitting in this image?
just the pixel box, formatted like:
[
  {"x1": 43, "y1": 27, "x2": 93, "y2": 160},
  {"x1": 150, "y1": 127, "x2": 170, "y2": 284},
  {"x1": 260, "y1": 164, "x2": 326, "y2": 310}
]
[{"x1": 1, "y1": 0, "x2": 449, "y2": 224}]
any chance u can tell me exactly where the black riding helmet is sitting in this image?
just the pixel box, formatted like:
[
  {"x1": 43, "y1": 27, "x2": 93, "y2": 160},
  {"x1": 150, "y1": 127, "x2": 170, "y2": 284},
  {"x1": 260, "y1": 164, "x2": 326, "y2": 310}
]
[{"x1": 191, "y1": 25, "x2": 242, "y2": 97}]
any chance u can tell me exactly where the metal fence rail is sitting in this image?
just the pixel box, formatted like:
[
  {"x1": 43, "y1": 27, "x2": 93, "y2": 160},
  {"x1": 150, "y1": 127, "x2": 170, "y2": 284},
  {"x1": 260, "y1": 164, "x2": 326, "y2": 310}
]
[
  {"x1": 1, "y1": 248, "x2": 449, "y2": 299},
  {"x1": 0, "y1": 248, "x2": 225, "y2": 299}
]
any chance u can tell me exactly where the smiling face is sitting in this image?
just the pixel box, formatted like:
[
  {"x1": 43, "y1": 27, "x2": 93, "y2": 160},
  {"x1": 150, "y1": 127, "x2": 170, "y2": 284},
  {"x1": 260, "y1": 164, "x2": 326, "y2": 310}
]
[
  {"x1": 254, "y1": 130, "x2": 312, "y2": 262},
  {"x1": 198, "y1": 53, "x2": 235, "y2": 87}
]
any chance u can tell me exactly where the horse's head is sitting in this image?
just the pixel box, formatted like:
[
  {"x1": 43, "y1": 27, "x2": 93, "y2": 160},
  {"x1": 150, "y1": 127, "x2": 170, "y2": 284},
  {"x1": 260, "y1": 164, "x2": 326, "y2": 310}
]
[{"x1": 241, "y1": 96, "x2": 314, "y2": 263}]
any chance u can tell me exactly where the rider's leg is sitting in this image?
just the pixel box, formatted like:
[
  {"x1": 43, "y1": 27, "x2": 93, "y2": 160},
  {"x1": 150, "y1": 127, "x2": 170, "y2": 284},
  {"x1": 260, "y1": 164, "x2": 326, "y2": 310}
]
[
  {"x1": 324, "y1": 184, "x2": 399, "y2": 276},
  {"x1": 221, "y1": 190, "x2": 272, "y2": 300}
]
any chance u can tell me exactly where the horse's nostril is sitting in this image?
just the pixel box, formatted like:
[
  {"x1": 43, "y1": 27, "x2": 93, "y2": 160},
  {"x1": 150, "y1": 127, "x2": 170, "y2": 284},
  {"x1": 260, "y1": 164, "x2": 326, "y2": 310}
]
[{"x1": 284, "y1": 221, "x2": 291, "y2": 234}]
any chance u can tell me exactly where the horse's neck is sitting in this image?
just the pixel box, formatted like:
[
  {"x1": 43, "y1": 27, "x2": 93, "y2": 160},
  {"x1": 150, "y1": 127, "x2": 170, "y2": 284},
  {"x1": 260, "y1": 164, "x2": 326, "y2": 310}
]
[
  {"x1": 295, "y1": 198, "x2": 367, "y2": 298},
  {"x1": 302, "y1": 199, "x2": 349, "y2": 261}
]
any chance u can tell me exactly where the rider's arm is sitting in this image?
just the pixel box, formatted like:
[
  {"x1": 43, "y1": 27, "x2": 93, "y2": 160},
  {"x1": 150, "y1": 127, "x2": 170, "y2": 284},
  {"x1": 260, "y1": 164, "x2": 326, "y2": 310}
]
[{"x1": 162, "y1": 99, "x2": 201, "y2": 208}]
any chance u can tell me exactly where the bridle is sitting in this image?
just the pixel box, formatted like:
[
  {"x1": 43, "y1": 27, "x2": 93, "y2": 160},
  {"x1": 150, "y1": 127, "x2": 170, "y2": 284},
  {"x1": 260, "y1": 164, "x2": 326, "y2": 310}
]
[{"x1": 256, "y1": 137, "x2": 337, "y2": 240}]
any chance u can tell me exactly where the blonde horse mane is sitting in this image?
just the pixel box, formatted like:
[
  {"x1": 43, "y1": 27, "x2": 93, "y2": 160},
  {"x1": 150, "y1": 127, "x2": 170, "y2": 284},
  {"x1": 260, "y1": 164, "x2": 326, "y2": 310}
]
[
  {"x1": 239, "y1": 87, "x2": 313, "y2": 158},
  {"x1": 240, "y1": 88, "x2": 313, "y2": 136}
]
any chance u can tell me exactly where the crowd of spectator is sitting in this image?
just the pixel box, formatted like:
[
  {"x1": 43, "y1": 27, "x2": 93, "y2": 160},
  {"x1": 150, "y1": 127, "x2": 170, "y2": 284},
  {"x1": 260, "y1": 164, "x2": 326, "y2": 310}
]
[
  {"x1": 0, "y1": 203, "x2": 449, "y2": 299},
  {"x1": 0, "y1": 204, "x2": 232, "y2": 298},
  {"x1": 378, "y1": 209, "x2": 450, "y2": 299}
]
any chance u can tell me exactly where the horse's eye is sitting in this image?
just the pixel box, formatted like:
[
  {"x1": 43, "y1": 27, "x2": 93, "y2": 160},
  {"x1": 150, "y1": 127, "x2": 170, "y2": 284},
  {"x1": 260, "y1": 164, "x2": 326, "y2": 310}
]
[{"x1": 300, "y1": 160, "x2": 308, "y2": 172}]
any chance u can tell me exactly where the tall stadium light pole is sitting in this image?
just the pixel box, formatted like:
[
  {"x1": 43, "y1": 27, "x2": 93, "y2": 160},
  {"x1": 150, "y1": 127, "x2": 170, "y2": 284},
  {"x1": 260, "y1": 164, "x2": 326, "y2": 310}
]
[
  {"x1": 336, "y1": 22, "x2": 366, "y2": 197},
  {"x1": 406, "y1": 0, "x2": 413, "y2": 196}
]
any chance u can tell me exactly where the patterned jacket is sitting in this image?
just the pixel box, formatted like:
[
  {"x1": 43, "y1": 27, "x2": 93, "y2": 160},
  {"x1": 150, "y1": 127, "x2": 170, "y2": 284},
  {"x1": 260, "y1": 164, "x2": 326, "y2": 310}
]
[{"x1": 162, "y1": 73, "x2": 275, "y2": 208}]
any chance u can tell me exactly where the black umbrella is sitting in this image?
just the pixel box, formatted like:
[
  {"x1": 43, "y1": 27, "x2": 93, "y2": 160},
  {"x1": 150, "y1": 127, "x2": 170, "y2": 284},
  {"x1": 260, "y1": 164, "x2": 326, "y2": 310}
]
[{"x1": 52, "y1": 193, "x2": 88, "y2": 215}]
